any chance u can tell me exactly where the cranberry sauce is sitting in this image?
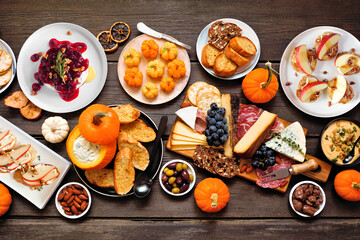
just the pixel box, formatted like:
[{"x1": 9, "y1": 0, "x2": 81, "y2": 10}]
[
  {"x1": 32, "y1": 38, "x2": 88, "y2": 101},
  {"x1": 30, "y1": 53, "x2": 40, "y2": 62}
]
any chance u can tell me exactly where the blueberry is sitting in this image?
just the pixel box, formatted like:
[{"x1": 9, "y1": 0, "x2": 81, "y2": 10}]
[
  {"x1": 206, "y1": 135, "x2": 213, "y2": 143},
  {"x1": 209, "y1": 118, "x2": 216, "y2": 126},
  {"x1": 223, "y1": 133, "x2": 229, "y2": 139},
  {"x1": 208, "y1": 110, "x2": 216, "y2": 117},
  {"x1": 217, "y1": 128, "x2": 225, "y2": 136},
  {"x1": 213, "y1": 140, "x2": 220, "y2": 147},
  {"x1": 264, "y1": 159, "x2": 272, "y2": 166},
  {"x1": 223, "y1": 125, "x2": 229, "y2": 132},
  {"x1": 210, "y1": 103, "x2": 219, "y2": 110},
  {"x1": 260, "y1": 145, "x2": 267, "y2": 151},
  {"x1": 205, "y1": 129, "x2": 210, "y2": 136},
  {"x1": 252, "y1": 160, "x2": 260, "y2": 169},
  {"x1": 209, "y1": 125, "x2": 217, "y2": 133},
  {"x1": 269, "y1": 158, "x2": 276, "y2": 166},
  {"x1": 207, "y1": 109, "x2": 212, "y2": 116},
  {"x1": 222, "y1": 118, "x2": 227, "y2": 124},
  {"x1": 260, "y1": 164, "x2": 268, "y2": 171},
  {"x1": 220, "y1": 135, "x2": 227, "y2": 144},
  {"x1": 206, "y1": 115, "x2": 211, "y2": 122},
  {"x1": 216, "y1": 121, "x2": 224, "y2": 129},
  {"x1": 212, "y1": 133, "x2": 219, "y2": 140},
  {"x1": 214, "y1": 113, "x2": 223, "y2": 121},
  {"x1": 217, "y1": 107, "x2": 225, "y2": 116},
  {"x1": 267, "y1": 149, "x2": 275, "y2": 156}
]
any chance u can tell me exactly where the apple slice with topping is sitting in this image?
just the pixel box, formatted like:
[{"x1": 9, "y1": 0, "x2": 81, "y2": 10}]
[
  {"x1": 0, "y1": 154, "x2": 12, "y2": 168},
  {"x1": 0, "y1": 133, "x2": 16, "y2": 151},
  {"x1": 8, "y1": 144, "x2": 31, "y2": 161},
  {"x1": 316, "y1": 33, "x2": 341, "y2": 60},
  {"x1": 0, "y1": 130, "x2": 10, "y2": 141},
  {"x1": 329, "y1": 75, "x2": 348, "y2": 104},
  {"x1": 295, "y1": 45, "x2": 313, "y2": 74},
  {"x1": 22, "y1": 164, "x2": 57, "y2": 182},
  {"x1": 299, "y1": 81, "x2": 328, "y2": 102},
  {"x1": 335, "y1": 52, "x2": 360, "y2": 75}
]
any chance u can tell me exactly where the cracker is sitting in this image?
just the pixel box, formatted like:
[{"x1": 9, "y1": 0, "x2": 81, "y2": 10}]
[
  {"x1": 0, "y1": 69, "x2": 12, "y2": 87},
  {"x1": 186, "y1": 81, "x2": 208, "y2": 106},
  {"x1": 196, "y1": 92, "x2": 221, "y2": 115},
  {"x1": 0, "y1": 50, "x2": 12, "y2": 74},
  {"x1": 111, "y1": 104, "x2": 140, "y2": 124},
  {"x1": 195, "y1": 85, "x2": 220, "y2": 105}
]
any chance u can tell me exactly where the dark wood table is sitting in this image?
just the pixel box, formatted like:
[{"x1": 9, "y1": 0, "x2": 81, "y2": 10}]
[{"x1": 1, "y1": 0, "x2": 360, "y2": 239}]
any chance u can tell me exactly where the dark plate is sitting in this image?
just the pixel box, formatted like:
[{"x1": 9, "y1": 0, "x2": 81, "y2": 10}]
[{"x1": 74, "y1": 108, "x2": 163, "y2": 197}]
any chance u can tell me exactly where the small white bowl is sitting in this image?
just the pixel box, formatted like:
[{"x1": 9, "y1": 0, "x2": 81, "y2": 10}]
[
  {"x1": 289, "y1": 180, "x2": 326, "y2": 217},
  {"x1": 159, "y1": 159, "x2": 196, "y2": 196},
  {"x1": 55, "y1": 182, "x2": 91, "y2": 219}
]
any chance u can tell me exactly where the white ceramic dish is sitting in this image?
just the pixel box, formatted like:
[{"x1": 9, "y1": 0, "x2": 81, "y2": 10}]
[
  {"x1": 0, "y1": 116, "x2": 71, "y2": 209},
  {"x1": 17, "y1": 22, "x2": 107, "y2": 113},
  {"x1": 55, "y1": 182, "x2": 91, "y2": 219},
  {"x1": 279, "y1": 26, "x2": 360, "y2": 118},
  {"x1": 196, "y1": 18, "x2": 261, "y2": 80},
  {"x1": 289, "y1": 180, "x2": 326, "y2": 217},
  {"x1": 0, "y1": 39, "x2": 16, "y2": 94},
  {"x1": 118, "y1": 34, "x2": 191, "y2": 105},
  {"x1": 159, "y1": 159, "x2": 196, "y2": 196}
]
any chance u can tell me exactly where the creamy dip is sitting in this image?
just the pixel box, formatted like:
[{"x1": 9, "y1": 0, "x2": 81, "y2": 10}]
[
  {"x1": 73, "y1": 136, "x2": 101, "y2": 163},
  {"x1": 321, "y1": 120, "x2": 360, "y2": 165}
]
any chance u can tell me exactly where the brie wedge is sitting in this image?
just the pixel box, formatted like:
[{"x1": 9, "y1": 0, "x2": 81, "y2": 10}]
[{"x1": 175, "y1": 106, "x2": 198, "y2": 130}]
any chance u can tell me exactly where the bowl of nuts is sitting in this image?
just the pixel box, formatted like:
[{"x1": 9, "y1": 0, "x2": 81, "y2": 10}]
[
  {"x1": 159, "y1": 159, "x2": 196, "y2": 196},
  {"x1": 289, "y1": 180, "x2": 326, "y2": 217},
  {"x1": 55, "y1": 182, "x2": 91, "y2": 219}
]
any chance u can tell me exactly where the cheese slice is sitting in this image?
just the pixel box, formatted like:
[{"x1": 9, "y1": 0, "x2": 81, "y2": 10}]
[
  {"x1": 173, "y1": 121, "x2": 206, "y2": 141},
  {"x1": 172, "y1": 134, "x2": 206, "y2": 143},
  {"x1": 221, "y1": 94, "x2": 233, "y2": 157},
  {"x1": 171, "y1": 140, "x2": 207, "y2": 146},
  {"x1": 171, "y1": 145, "x2": 198, "y2": 151},
  {"x1": 234, "y1": 111, "x2": 277, "y2": 158},
  {"x1": 265, "y1": 121, "x2": 306, "y2": 162},
  {"x1": 175, "y1": 106, "x2": 198, "y2": 130}
]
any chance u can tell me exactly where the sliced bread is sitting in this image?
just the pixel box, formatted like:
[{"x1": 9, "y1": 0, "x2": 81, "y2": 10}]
[
  {"x1": 120, "y1": 119, "x2": 156, "y2": 143},
  {"x1": 213, "y1": 53, "x2": 238, "y2": 77},
  {"x1": 117, "y1": 131, "x2": 149, "y2": 171},
  {"x1": 114, "y1": 147, "x2": 135, "y2": 195},
  {"x1": 111, "y1": 104, "x2": 140, "y2": 124},
  {"x1": 85, "y1": 169, "x2": 115, "y2": 188},
  {"x1": 229, "y1": 36, "x2": 257, "y2": 57},
  {"x1": 201, "y1": 44, "x2": 222, "y2": 68},
  {"x1": 225, "y1": 45, "x2": 249, "y2": 67}
]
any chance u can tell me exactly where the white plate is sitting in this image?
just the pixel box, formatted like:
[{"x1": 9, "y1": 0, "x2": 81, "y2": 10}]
[
  {"x1": 118, "y1": 34, "x2": 191, "y2": 105},
  {"x1": 280, "y1": 26, "x2": 360, "y2": 118},
  {"x1": 196, "y1": 18, "x2": 261, "y2": 80},
  {"x1": 0, "y1": 116, "x2": 71, "y2": 209},
  {"x1": 0, "y1": 39, "x2": 16, "y2": 94},
  {"x1": 17, "y1": 22, "x2": 107, "y2": 113}
]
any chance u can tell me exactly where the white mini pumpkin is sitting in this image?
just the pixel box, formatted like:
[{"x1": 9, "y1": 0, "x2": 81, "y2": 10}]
[{"x1": 41, "y1": 116, "x2": 69, "y2": 143}]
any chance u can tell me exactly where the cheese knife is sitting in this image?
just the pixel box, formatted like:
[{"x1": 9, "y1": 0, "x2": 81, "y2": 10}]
[
  {"x1": 260, "y1": 159, "x2": 319, "y2": 183},
  {"x1": 137, "y1": 22, "x2": 192, "y2": 50}
]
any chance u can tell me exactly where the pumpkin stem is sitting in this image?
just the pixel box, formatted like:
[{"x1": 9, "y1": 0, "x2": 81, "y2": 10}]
[
  {"x1": 210, "y1": 193, "x2": 218, "y2": 208},
  {"x1": 92, "y1": 112, "x2": 108, "y2": 126},
  {"x1": 260, "y1": 62, "x2": 274, "y2": 89},
  {"x1": 351, "y1": 182, "x2": 360, "y2": 189}
]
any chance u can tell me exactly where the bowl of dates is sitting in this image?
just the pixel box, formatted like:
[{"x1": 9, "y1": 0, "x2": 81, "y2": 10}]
[
  {"x1": 159, "y1": 159, "x2": 196, "y2": 196},
  {"x1": 289, "y1": 180, "x2": 326, "y2": 217}
]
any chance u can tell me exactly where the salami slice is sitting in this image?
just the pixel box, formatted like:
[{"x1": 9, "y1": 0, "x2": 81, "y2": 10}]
[{"x1": 236, "y1": 104, "x2": 284, "y2": 141}]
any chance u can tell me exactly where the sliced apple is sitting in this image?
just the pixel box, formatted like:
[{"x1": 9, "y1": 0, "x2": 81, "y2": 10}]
[
  {"x1": 22, "y1": 164, "x2": 56, "y2": 182},
  {"x1": 330, "y1": 75, "x2": 347, "y2": 104},
  {"x1": 335, "y1": 52, "x2": 360, "y2": 75},
  {"x1": 299, "y1": 81, "x2": 328, "y2": 102},
  {"x1": 0, "y1": 134, "x2": 16, "y2": 151},
  {"x1": 0, "y1": 154, "x2": 12, "y2": 167},
  {"x1": 8, "y1": 144, "x2": 31, "y2": 161},
  {"x1": 22, "y1": 178, "x2": 42, "y2": 187},
  {"x1": 0, "y1": 130, "x2": 10, "y2": 141},
  {"x1": 41, "y1": 168, "x2": 59, "y2": 183},
  {"x1": 317, "y1": 33, "x2": 341, "y2": 60},
  {"x1": 295, "y1": 45, "x2": 313, "y2": 74}
]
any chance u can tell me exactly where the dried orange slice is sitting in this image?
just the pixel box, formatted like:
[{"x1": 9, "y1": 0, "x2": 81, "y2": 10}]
[
  {"x1": 4, "y1": 90, "x2": 29, "y2": 109},
  {"x1": 97, "y1": 31, "x2": 118, "y2": 52},
  {"x1": 110, "y1": 22, "x2": 130, "y2": 43}
]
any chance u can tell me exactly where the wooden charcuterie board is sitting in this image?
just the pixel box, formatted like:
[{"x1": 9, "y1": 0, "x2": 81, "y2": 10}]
[{"x1": 166, "y1": 94, "x2": 332, "y2": 193}]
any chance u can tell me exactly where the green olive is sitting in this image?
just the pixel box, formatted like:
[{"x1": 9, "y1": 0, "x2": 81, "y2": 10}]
[
  {"x1": 168, "y1": 176, "x2": 176, "y2": 185},
  {"x1": 165, "y1": 170, "x2": 174, "y2": 176},
  {"x1": 172, "y1": 187, "x2": 180, "y2": 194},
  {"x1": 163, "y1": 167, "x2": 169, "y2": 174},
  {"x1": 182, "y1": 163, "x2": 188, "y2": 170},
  {"x1": 176, "y1": 163, "x2": 183, "y2": 172},
  {"x1": 189, "y1": 174, "x2": 194, "y2": 182}
]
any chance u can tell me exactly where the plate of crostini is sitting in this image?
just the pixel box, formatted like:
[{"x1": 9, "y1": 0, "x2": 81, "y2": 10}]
[
  {"x1": 280, "y1": 26, "x2": 360, "y2": 118},
  {"x1": 196, "y1": 18, "x2": 261, "y2": 80}
]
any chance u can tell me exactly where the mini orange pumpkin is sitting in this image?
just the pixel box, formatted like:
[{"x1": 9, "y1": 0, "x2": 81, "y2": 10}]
[
  {"x1": 0, "y1": 183, "x2": 12, "y2": 216},
  {"x1": 124, "y1": 68, "x2": 143, "y2": 87},
  {"x1": 167, "y1": 59, "x2": 186, "y2": 78},
  {"x1": 242, "y1": 62, "x2": 279, "y2": 104},
  {"x1": 141, "y1": 39, "x2": 159, "y2": 58},
  {"x1": 79, "y1": 104, "x2": 120, "y2": 145},
  {"x1": 334, "y1": 169, "x2": 360, "y2": 201},
  {"x1": 124, "y1": 49, "x2": 141, "y2": 67},
  {"x1": 194, "y1": 178, "x2": 230, "y2": 213},
  {"x1": 160, "y1": 77, "x2": 175, "y2": 92}
]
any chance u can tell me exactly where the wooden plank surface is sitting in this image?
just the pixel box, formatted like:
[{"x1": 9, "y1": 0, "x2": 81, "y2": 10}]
[{"x1": 1, "y1": 0, "x2": 360, "y2": 238}]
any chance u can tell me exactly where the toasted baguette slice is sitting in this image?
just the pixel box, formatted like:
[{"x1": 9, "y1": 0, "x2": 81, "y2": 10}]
[
  {"x1": 111, "y1": 104, "x2": 140, "y2": 124},
  {"x1": 114, "y1": 147, "x2": 135, "y2": 195},
  {"x1": 117, "y1": 131, "x2": 149, "y2": 171},
  {"x1": 229, "y1": 36, "x2": 257, "y2": 57},
  {"x1": 120, "y1": 119, "x2": 156, "y2": 143},
  {"x1": 197, "y1": 92, "x2": 222, "y2": 115},
  {"x1": 213, "y1": 53, "x2": 238, "y2": 77},
  {"x1": 201, "y1": 44, "x2": 222, "y2": 68},
  {"x1": 85, "y1": 169, "x2": 115, "y2": 188},
  {"x1": 225, "y1": 45, "x2": 249, "y2": 67}
]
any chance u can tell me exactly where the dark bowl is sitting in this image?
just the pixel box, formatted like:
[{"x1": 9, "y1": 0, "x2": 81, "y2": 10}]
[{"x1": 320, "y1": 118, "x2": 360, "y2": 167}]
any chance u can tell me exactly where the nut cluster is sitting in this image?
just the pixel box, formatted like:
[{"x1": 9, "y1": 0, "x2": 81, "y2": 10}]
[{"x1": 58, "y1": 184, "x2": 89, "y2": 216}]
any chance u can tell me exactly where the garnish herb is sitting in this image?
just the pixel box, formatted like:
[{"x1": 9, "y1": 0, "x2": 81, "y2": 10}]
[
  {"x1": 55, "y1": 51, "x2": 66, "y2": 80},
  {"x1": 270, "y1": 132, "x2": 306, "y2": 157}
]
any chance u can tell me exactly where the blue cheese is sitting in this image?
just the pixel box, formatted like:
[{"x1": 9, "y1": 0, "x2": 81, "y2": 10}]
[
  {"x1": 73, "y1": 136, "x2": 101, "y2": 163},
  {"x1": 265, "y1": 122, "x2": 306, "y2": 162}
]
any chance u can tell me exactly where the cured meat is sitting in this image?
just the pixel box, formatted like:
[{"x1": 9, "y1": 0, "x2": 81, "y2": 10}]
[
  {"x1": 236, "y1": 104, "x2": 284, "y2": 140},
  {"x1": 255, "y1": 155, "x2": 292, "y2": 188},
  {"x1": 195, "y1": 110, "x2": 207, "y2": 134}
]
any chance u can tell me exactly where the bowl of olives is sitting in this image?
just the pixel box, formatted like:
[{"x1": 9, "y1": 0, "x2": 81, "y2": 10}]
[{"x1": 159, "y1": 159, "x2": 196, "y2": 196}]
